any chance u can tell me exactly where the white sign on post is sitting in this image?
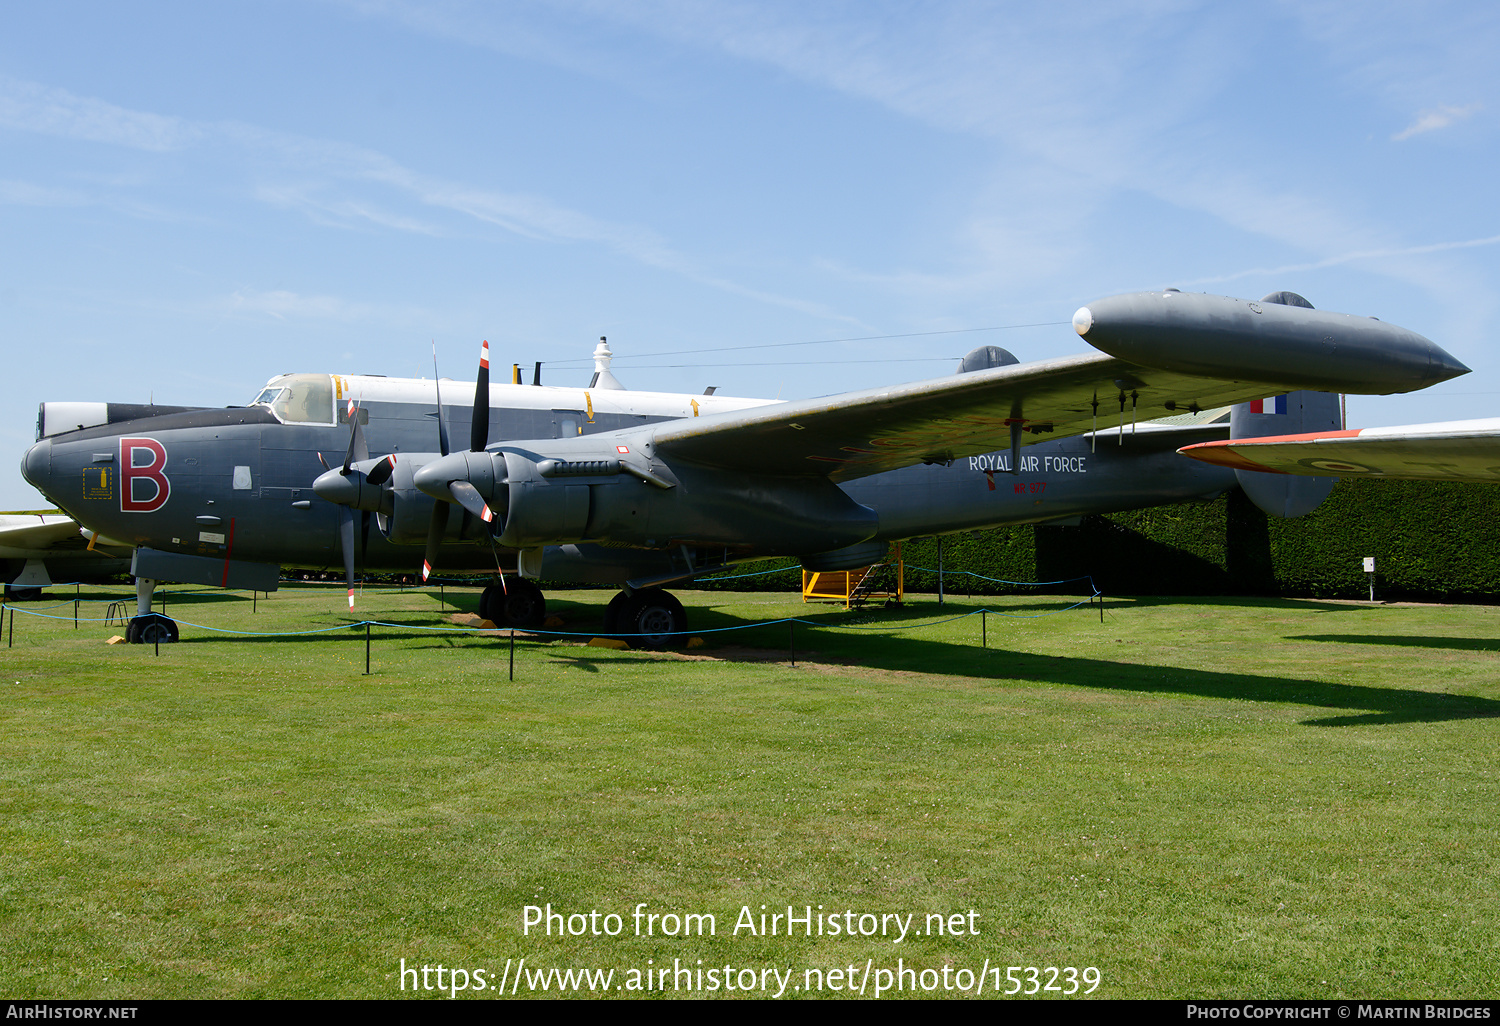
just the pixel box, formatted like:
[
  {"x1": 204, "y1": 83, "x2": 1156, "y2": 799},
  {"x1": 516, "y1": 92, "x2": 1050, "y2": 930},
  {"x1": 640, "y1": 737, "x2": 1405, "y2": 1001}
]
[{"x1": 1362, "y1": 557, "x2": 1375, "y2": 573}]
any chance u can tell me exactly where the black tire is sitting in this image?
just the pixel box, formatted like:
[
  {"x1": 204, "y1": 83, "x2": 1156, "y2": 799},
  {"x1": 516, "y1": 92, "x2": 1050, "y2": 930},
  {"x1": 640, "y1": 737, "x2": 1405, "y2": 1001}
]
[
  {"x1": 126, "y1": 613, "x2": 179, "y2": 645},
  {"x1": 486, "y1": 579, "x2": 546, "y2": 629},
  {"x1": 603, "y1": 591, "x2": 632, "y2": 635},
  {"x1": 618, "y1": 589, "x2": 686, "y2": 650}
]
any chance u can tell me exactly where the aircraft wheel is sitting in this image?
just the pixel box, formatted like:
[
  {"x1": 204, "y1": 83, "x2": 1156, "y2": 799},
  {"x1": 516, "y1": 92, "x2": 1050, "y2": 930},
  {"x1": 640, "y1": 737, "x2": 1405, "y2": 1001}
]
[
  {"x1": 3, "y1": 585, "x2": 42, "y2": 602},
  {"x1": 618, "y1": 589, "x2": 686, "y2": 650},
  {"x1": 126, "y1": 613, "x2": 179, "y2": 645},
  {"x1": 603, "y1": 591, "x2": 632, "y2": 634},
  {"x1": 485, "y1": 579, "x2": 546, "y2": 629}
]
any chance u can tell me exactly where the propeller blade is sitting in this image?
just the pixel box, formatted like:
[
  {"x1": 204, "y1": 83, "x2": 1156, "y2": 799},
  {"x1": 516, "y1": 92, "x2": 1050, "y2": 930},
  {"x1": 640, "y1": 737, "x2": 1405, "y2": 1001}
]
[
  {"x1": 317, "y1": 451, "x2": 330, "y2": 471},
  {"x1": 359, "y1": 510, "x2": 371, "y2": 596},
  {"x1": 341, "y1": 399, "x2": 370, "y2": 474},
  {"x1": 421, "y1": 500, "x2": 450, "y2": 583},
  {"x1": 433, "y1": 342, "x2": 450, "y2": 458},
  {"x1": 339, "y1": 506, "x2": 357, "y2": 609},
  {"x1": 471, "y1": 340, "x2": 490, "y2": 453},
  {"x1": 366, "y1": 453, "x2": 397, "y2": 486},
  {"x1": 449, "y1": 480, "x2": 494, "y2": 524}
]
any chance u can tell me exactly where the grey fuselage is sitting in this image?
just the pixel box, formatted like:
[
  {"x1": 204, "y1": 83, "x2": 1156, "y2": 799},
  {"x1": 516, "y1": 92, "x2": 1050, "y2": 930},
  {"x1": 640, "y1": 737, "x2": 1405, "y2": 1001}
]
[{"x1": 21, "y1": 383, "x2": 1236, "y2": 584}]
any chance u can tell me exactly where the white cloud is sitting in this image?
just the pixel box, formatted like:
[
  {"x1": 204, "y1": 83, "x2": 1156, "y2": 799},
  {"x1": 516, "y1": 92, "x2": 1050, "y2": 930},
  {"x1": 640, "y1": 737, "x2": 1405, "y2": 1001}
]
[
  {"x1": 0, "y1": 179, "x2": 88, "y2": 206},
  {"x1": 222, "y1": 287, "x2": 440, "y2": 326},
  {"x1": 1392, "y1": 104, "x2": 1481, "y2": 141},
  {"x1": 0, "y1": 77, "x2": 198, "y2": 151},
  {"x1": 0, "y1": 74, "x2": 855, "y2": 323},
  {"x1": 1185, "y1": 230, "x2": 1500, "y2": 285}
]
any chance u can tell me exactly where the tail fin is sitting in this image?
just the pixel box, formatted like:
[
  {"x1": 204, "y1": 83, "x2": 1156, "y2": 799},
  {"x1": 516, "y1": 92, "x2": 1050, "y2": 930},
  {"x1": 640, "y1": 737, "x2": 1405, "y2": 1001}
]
[{"x1": 1230, "y1": 390, "x2": 1340, "y2": 517}]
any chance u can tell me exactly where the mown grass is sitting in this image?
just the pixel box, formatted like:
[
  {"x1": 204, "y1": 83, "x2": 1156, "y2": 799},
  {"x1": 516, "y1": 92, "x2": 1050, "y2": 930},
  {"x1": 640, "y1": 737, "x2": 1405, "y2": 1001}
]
[{"x1": 1, "y1": 583, "x2": 1497, "y2": 999}]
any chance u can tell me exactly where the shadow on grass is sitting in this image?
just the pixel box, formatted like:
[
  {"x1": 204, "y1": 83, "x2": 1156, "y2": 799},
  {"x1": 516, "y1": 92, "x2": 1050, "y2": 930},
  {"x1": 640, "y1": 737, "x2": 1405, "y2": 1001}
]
[
  {"x1": 675, "y1": 604, "x2": 1500, "y2": 727},
  {"x1": 156, "y1": 596, "x2": 1500, "y2": 727},
  {"x1": 1290, "y1": 634, "x2": 1500, "y2": 653}
]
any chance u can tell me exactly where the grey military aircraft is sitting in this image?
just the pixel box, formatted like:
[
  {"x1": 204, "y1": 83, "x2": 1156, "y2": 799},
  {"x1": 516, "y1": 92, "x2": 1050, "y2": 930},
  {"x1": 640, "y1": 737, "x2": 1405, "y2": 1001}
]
[{"x1": 19, "y1": 289, "x2": 1467, "y2": 646}]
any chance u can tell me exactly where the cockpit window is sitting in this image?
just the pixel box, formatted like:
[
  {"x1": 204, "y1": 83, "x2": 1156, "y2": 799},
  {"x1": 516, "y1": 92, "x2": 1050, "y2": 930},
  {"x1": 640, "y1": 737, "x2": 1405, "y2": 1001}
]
[{"x1": 249, "y1": 375, "x2": 335, "y2": 425}]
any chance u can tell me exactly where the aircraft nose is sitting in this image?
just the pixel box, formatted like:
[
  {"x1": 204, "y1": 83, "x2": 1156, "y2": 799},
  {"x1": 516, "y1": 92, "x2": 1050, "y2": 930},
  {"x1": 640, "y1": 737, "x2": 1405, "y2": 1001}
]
[{"x1": 20, "y1": 438, "x2": 51, "y2": 490}]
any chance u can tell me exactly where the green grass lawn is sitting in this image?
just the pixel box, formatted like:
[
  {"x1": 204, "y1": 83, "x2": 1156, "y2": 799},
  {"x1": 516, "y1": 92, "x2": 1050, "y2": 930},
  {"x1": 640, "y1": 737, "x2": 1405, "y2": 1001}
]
[{"x1": 2, "y1": 582, "x2": 1497, "y2": 999}]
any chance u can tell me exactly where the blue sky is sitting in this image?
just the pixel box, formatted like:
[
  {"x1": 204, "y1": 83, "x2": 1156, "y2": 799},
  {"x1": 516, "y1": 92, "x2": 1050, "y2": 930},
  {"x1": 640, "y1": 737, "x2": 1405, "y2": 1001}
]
[{"x1": 3, "y1": 1, "x2": 1497, "y2": 508}]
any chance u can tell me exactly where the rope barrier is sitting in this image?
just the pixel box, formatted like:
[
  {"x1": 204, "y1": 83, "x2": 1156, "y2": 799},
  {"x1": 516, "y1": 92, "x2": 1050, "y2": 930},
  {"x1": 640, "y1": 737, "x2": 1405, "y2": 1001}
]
[{"x1": 3, "y1": 595, "x2": 1099, "y2": 637}]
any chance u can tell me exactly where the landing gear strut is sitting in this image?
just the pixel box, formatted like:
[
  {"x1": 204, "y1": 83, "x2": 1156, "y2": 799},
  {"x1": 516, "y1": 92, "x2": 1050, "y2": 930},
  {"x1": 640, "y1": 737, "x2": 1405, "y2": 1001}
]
[
  {"x1": 126, "y1": 576, "x2": 179, "y2": 644},
  {"x1": 480, "y1": 578, "x2": 546, "y2": 629}
]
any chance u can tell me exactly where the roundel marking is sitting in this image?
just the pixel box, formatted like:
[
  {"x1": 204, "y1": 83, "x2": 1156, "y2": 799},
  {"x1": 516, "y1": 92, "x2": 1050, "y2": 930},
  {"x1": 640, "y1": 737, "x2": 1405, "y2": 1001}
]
[{"x1": 1298, "y1": 457, "x2": 1377, "y2": 475}]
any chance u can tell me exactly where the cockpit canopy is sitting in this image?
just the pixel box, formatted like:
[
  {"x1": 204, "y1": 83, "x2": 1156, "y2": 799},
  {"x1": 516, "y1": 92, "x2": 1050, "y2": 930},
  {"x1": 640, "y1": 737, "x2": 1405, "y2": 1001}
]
[{"x1": 249, "y1": 374, "x2": 335, "y2": 425}]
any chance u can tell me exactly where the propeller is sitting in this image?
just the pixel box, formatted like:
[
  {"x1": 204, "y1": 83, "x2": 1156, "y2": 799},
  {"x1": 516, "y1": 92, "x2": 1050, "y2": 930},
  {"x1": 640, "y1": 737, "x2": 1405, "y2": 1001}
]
[
  {"x1": 419, "y1": 340, "x2": 506, "y2": 589},
  {"x1": 312, "y1": 398, "x2": 375, "y2": 609},
  {"x1": 420, "y1": 340, "x2": 499, "y2": 581}
]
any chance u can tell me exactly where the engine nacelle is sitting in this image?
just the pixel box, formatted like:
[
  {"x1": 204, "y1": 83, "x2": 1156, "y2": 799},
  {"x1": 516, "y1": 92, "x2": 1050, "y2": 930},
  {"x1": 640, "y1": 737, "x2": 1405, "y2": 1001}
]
[
  {"x1": 497, "y1": 450, "x2": 593, "y2": 548},
  {"x1": 464, "y1": 440, "x2": 880, "y2": 555}
]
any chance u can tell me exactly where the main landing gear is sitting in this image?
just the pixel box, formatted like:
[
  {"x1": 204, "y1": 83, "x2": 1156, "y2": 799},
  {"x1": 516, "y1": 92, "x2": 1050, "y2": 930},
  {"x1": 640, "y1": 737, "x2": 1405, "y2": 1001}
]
[
  {"x1": 604, "y1": 587, "x2": 687, "y2": 650},
  {"x1": 126, "y1": 576, "x2": 179, "y2": 644},
  {"x1": 479, "y1": 578, "x2": 546, "y2": 629},
  {"x1": 479, "y1": 579, "x2": 688, "y2": 649}
]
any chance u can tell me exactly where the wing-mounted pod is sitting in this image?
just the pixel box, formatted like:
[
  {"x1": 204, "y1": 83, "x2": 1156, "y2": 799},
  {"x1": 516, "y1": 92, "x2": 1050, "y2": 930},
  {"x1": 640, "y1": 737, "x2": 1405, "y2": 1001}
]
[{"x1": 1074, "y1": 289, "x2": 1469, "y2": 393}]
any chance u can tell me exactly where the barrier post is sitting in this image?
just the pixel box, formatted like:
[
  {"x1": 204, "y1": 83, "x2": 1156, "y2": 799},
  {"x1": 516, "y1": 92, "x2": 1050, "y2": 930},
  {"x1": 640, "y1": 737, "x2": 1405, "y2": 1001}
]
[
  {"x1": 74, "y1": 599, "x2": 79, "y2": 629},
  {"x1": 982, "y1": 609, "x2": 986, "y2": 649},
  {"x1": 365, "y1": 622, "x2": 371, "y2": 675},
  {"x1": 789, "y1": 620, "x2": 795, "y2": 668},
  {"x1": 509, "y1": 630, "x2": 515, "y2": 681},
  {"x1": 937, "y1": 536, "x2": 944, "y2": 607}
]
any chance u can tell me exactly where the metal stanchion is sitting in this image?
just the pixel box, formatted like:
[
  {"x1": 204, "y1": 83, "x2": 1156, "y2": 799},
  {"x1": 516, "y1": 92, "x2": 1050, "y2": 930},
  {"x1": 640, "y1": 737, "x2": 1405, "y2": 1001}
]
[
  {"x1": 509, "y1": 630, "x2": 515, "y2": 681},
  {"x1": 982, "y1": 609, "x2": 986, "y2": 649},
  {"x1": 364, "y1": 622, "x2": 371, "y2": 675},
  {"x1": 937, "y1": 537, "x2": 944, "y2": 607},
  {"x1": 789, "y1": 621, "x2": 795, "y2": 668}
]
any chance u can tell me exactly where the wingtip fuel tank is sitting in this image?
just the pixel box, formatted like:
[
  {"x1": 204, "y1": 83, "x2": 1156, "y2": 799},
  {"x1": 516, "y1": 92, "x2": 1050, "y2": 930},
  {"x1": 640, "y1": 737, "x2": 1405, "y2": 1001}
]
[{"x1": 1073, "y1": 290, "x2": 1468, "y2": 394}]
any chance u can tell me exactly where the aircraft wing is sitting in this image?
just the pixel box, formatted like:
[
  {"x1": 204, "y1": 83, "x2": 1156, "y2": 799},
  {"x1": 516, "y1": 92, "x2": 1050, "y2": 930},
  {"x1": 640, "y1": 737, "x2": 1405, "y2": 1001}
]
[
  {"x1": 0, "y1": 514, "x2": 89, "y2": 557},
  {"x1": 654, "y1": 351, "x2": 1283, "y2": 482},
  {"x1": 649, "y1": 289, "x2": 1468, "y2": 483},
  {"x1": 1178, "y1": 418, "x2": 1500, "y2": 482}
]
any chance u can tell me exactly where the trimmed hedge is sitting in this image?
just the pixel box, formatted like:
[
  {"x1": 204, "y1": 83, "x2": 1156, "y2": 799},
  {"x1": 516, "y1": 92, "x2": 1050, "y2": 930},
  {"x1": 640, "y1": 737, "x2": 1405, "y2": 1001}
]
[{"x1": 702, "y1": 479, "x2": 1500, "y2": 601}]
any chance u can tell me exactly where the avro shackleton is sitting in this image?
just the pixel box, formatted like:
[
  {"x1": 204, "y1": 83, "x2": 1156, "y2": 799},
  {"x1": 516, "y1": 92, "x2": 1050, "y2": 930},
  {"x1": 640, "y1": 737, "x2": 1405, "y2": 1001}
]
[{"x1": 20, "y1": 290, "x2": 1467, "y2": 645}]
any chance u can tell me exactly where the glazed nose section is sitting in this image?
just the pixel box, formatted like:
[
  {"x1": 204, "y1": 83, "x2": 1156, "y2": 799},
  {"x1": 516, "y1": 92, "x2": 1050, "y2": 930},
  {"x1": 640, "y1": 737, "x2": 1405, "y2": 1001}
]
[{"x1": 20, "y1": 438, "x2": 52, "y2": 491}]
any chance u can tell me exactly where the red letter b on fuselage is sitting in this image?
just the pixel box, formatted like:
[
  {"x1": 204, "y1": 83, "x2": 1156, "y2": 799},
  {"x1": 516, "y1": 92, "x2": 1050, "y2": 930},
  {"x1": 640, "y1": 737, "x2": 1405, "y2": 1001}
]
[{"x1": 120, "y1": 437, "x2": 170, "y2": 513}]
